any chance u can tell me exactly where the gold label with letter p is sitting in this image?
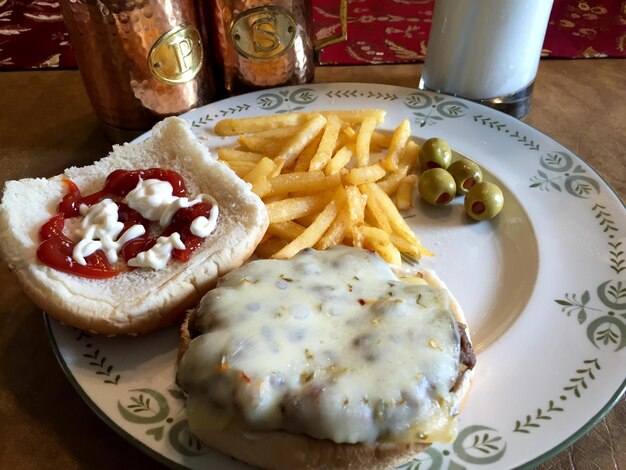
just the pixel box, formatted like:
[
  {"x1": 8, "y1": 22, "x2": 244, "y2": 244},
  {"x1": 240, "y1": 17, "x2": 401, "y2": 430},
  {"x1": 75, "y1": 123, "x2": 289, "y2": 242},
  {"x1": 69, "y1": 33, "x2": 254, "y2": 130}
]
[
  {"x1": 149, "y1": 23, "x2": 203, "y2": 84},
  {"x1": 230, "y1": 6, "x2": 297, "y2": 61}
]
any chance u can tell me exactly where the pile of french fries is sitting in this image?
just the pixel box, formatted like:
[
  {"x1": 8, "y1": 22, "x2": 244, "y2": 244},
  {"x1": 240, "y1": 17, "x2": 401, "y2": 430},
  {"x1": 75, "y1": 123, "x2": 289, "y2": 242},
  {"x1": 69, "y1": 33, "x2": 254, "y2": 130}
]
[{"x1": 214, "y1": 109, "x2": 432, "y2": 265}]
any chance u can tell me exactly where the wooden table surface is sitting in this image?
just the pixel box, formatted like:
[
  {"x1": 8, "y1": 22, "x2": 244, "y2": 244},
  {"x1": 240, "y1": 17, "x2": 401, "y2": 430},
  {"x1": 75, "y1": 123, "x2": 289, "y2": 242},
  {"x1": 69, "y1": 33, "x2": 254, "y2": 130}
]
[{"x1": 0, "y1": 60, "x2": 624, "y2": 469}]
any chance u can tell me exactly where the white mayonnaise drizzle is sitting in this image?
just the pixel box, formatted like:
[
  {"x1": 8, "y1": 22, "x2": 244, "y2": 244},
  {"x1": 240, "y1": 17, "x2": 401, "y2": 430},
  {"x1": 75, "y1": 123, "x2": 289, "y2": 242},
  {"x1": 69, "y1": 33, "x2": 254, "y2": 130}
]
[
  {"x1": 127, "y1": 233, "x2": 186, "y2": 270},
  {"x1": 190, "y1": 211, "x2": 218, "y2": 238},
  {"x1": 124, "y1": 178, "x2": 218, "y2": 229},
  {"x1": 70, "y1": 178, "x2": 219, "y2": 269},
  {"x1": 72, "y1": 199, "x2": 145, "y2": 265}
]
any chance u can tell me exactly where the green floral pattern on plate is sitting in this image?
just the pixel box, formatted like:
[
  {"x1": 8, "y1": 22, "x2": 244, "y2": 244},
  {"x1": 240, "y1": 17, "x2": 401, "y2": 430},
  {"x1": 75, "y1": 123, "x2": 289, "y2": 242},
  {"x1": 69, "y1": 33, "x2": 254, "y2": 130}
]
[
  {"x1": 404, "y1": 92, "x2": 468, "y2": 127},
  {"x1": 557, "y1": 281, "x2": 626, "y2": 351},
  {"x1": 75, "y1": 330, "x2": 120, "y2": 385},
  {"x1": 117, "y1": 387, "x2": 209, "y2": 457},
  {"x1": 399, "y1": 425, "x2": 507, "y2": 469},
  {"x1": 513, "y1": 358, "x2": 601, "y2": 434},
  {"x1": 530, "y1": 151, "x2": 600, "y2": 197},
  {"x1": 473, "y1": 115, "x2": 540, "y2": 150}
]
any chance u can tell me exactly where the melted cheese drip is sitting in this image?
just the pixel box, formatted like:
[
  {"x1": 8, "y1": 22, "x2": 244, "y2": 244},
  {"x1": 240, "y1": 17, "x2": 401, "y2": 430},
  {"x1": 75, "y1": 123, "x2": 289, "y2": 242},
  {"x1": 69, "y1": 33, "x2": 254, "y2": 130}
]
[{"x1": 178, "y1": 247, "x2": 462, "y2": 445}]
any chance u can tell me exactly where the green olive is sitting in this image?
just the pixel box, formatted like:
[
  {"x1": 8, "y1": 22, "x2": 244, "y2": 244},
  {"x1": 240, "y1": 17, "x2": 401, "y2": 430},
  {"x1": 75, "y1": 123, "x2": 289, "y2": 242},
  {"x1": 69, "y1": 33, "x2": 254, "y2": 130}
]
[
  {"x1": 448, "y1": 159, "x2": 483, "y2": 195},
  {"x1": 418, "y1": 168, "x2": 456, "y2": 206},
  {"x1": 419, "y1": 138, "x2": 452, "y2": 170},
  {"x1": 464, "y1": 182, "x2": 504, "y2": 220}
]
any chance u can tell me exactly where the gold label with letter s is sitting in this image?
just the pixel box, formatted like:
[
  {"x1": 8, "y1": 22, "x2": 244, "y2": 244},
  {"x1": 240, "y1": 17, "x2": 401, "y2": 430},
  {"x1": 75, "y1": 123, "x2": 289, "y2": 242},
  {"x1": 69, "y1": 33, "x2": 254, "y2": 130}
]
[
  {"x1": 230, "y1": 6, "x2": 297, "y2": 61},
  {"x1": 148, "y1": 23, "x2": 203, "y2": 84}
]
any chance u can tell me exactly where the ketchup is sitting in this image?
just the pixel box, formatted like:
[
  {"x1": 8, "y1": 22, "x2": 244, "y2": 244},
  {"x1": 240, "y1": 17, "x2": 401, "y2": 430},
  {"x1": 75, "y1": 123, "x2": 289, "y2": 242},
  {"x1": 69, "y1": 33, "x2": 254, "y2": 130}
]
[
  {"x1": 37, "y1": 169, "x2": 212, "y2": 279},
  {"x1": 57, "y1": 169, "x2": 187, "y2": 218}
]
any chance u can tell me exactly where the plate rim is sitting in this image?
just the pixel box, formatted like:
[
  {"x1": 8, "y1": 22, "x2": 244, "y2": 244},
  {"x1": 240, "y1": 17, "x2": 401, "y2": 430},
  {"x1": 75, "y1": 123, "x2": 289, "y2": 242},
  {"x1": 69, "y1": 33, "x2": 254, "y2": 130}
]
[
  {"x1": 46, "y1": 81, "x2": 626, "y2": 469},
  {"x1": 43, "y1": 314, "x2": 184, "y2": 470}
]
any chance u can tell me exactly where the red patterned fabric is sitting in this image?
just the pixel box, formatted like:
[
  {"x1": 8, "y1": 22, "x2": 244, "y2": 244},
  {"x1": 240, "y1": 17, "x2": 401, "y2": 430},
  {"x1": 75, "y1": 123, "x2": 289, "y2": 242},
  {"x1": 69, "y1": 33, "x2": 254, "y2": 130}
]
[
  {"x1": 0, "y1": 0, "x2": 624, "y2": 69},
  {"x1": 0, "y1": 0, "x2": 76, "y2": 68},
  {"x1": 314, "y1": 0, "x2": 626, "y2": 64},
  {"x1": 542, "y1": 0, "x2": 626, "y2": 58}
]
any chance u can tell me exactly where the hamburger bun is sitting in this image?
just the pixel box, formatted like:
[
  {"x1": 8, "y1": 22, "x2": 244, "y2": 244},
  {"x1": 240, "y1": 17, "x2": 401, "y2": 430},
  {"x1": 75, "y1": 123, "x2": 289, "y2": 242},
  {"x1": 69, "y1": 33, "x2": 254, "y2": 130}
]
[
  {"x1": 0, "y1": 117, "x2": 269, "y2": 335},
  {"x1": 178, "y1": 246, "x2": 475, "y2": 470}
]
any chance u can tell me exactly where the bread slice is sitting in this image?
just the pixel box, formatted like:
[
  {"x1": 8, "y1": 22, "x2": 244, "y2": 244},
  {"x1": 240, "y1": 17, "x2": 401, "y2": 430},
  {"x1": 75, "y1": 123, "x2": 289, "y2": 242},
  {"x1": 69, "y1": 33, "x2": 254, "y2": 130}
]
[
  {"x1": 192, "y1": 429, "x2": 430, "y2": 470},
  {"x1": 0, "y1": 117, "x2": 269, "y2": 335},
  {"x1": 177, "y1": 251, "x2": 474, "y2": 470}
]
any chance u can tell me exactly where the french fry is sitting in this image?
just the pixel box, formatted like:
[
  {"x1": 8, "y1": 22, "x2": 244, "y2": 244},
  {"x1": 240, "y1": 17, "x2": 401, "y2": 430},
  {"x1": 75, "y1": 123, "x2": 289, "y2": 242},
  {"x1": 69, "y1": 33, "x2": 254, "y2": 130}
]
[
  {"x1": 255, "y1": 237, "x2": 289, "y2": 258},
  {"x1": 308, "y1": 114, "x2": 342, "y2": 171},
  {"x1": 342, "y1": 126, "x2": 357, "y2": 140},
  {"x1": 316, "y1": 206, "x2": 349, "y2": 250},
  {"x1": 381, "y1": 119, "x2": 411, "y2": 171},
  {"x1": 377, "y1": 170, "x2": 406, "y2": 195},
  {"x1": 293, "y1": 132, "x2": 323, "y2": 172},
  {"x1": 242, "y1": 156, "x2": 276, "y2": 183},
  {"x1": 215, "y1": 109, "x2": 433, "y2": 261},
  {"x1": 399, "y1": 139, "x2": 420, "y2": 168},
  {"x1": 266, "y1": 171, "x2": 341, "y2": 197},
  {"x1": 267, "y1": 221, "x2": 306, "y2": 241},
  {"x1": 295, "y1": 213, "x2": 318, "y2": 227},
  {"x1": 275, "y1": 114, "x2": 327, "y2": 168},
  {"x1": 396, "y1": 174, "x2": 417, "y2": 210},
  {"x1": 271, "y1": 159, "x2": 285, "y2": 177},
  {"x1": 343, "y1": 163, "x2": 386, "y2": 186},
  {"x1": 324, "y1": 145, "x2": 353, "y2": 175},
  {"x1": 320, "y1": 109, "x2": 386, "y2": 124},
  {"x1": 356, "y1": 116, "x2": 377, "y2": 166},
  {"x1": 246, "y1": 126, "x2": 301, "y2": 139},
  {"x1": 344, "y1": 186, "x2": 367, "y2": 241},
  {"x1": 364, "y1": 195, "x2": 392, "y2": 233},
  {"x1": 265, "y1": 194, "x2": 332, "y2": 223},
  {"x1": 251, "y1": 177, "x2": 271, "y2": 197},
  {"x1": 241, "y1": 157, "x2": 276, "y2": 197},
  {"x1": 388, "y1": 232, "x2": 421, "y2": 258},
  {"x1": 360, "y1": 182, "x2": 418, "y2": 244},
  {"x1": 371, "y1": 131, "x2": 392, "y2": 148},
  {"x1": 215, "y1": 112, "x2": 308, "y2": 136},
  {"x1": 239, "y1": 134, "x2": 289, "y2": 157},
  {"x1": 358, "y1": 225, "x2": 402, "y2": 265},
  {"x1": 358, "y1": 225, "x2": 389, "y2": 246},
  {"x1": 224, "y1": 160, "x2": 256, "y2": 177},
  {"x1": 263, "y1": 194, "x2": 284, "y2": 204},
  {"x1": 272, "y1": 190, "x2": 343, "y2": 259},
  {"x1": 218, "y1": 148, "x2": 265, "y2": 163},
  {"x1": 377, "y1": 140, "x2": 420, "y2": 194}
]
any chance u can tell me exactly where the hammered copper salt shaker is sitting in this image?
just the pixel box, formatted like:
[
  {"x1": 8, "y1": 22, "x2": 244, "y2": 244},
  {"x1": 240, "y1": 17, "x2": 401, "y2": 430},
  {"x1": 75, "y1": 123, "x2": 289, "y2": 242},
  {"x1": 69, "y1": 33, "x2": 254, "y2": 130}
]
[
  {"x1": 60, "y1": 0, "x2": 215, "y2": 143},
  {"x1": 212, "y1": 0, "x2": 347, "y2": 94}
]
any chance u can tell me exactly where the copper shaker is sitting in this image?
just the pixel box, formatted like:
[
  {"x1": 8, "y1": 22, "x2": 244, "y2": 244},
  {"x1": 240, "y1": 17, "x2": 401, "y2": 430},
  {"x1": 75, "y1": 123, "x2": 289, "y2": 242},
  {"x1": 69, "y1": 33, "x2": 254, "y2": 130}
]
[
  {"x1": 60, "y1": 0, "x2": 215, "y2": 142},
  {"x1": 211, "y1": 0, "x2": 347, "y2": 94}
]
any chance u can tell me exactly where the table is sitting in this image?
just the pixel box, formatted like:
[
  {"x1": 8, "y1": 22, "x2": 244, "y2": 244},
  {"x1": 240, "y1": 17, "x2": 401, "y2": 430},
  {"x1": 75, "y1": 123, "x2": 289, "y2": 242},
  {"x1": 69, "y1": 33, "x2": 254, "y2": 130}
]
[{"x1": 0, "y1": 59, "x2": 624, "y2": 469}]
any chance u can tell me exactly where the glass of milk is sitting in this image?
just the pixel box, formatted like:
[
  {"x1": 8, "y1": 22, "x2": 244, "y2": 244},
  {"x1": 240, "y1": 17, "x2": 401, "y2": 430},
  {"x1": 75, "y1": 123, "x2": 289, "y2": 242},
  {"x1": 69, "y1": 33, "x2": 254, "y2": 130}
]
[{"x1": 419, "y1": 0, "x2": 554, "y2": 118}]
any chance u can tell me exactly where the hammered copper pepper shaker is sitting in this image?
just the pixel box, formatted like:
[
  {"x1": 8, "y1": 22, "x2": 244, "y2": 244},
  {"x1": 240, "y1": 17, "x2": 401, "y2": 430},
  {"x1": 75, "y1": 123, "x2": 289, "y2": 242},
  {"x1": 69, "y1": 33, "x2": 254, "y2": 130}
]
[{"x1": 60, "y1": 0, "x2": 215, "y2": 143}]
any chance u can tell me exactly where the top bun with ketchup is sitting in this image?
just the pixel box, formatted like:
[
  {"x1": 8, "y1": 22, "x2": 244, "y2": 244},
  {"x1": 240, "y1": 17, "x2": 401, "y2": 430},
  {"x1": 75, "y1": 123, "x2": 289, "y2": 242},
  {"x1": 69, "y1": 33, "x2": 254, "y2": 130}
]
[
  {"x1": 178, "y1": 246, "x2": 475, "y2": 470},
  {"x1": 0, "y1": 117, "x2": 268, "y2": 335}
]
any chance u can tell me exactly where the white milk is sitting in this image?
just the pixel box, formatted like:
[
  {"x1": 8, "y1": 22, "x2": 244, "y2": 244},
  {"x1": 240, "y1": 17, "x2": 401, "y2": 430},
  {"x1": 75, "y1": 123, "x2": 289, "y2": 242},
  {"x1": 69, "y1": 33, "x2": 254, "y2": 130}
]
[{"x1": 422, "y1": 0, "x2": 553, "y2": 100}]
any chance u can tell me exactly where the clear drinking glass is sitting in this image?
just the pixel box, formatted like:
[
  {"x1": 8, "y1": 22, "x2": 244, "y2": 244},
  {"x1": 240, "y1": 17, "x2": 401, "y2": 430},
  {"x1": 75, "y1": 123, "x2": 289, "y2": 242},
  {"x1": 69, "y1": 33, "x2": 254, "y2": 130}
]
[{"x1": 419, "y1": 0, "x2": 554, "y2": 119}]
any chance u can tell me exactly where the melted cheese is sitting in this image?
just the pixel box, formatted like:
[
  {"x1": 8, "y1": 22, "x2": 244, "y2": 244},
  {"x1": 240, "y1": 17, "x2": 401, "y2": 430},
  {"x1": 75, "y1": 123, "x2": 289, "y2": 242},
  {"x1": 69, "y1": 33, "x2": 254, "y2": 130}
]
[{"x1": 178, "y1": 246, "x2": 462, "y2": 445}]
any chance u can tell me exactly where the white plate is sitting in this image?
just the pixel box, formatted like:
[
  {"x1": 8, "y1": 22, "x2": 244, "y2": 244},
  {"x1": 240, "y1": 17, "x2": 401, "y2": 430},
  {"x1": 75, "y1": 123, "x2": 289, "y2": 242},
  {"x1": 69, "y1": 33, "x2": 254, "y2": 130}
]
[{"x1": 46, "y1": 83, "x2": 626, "y2": 469}]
